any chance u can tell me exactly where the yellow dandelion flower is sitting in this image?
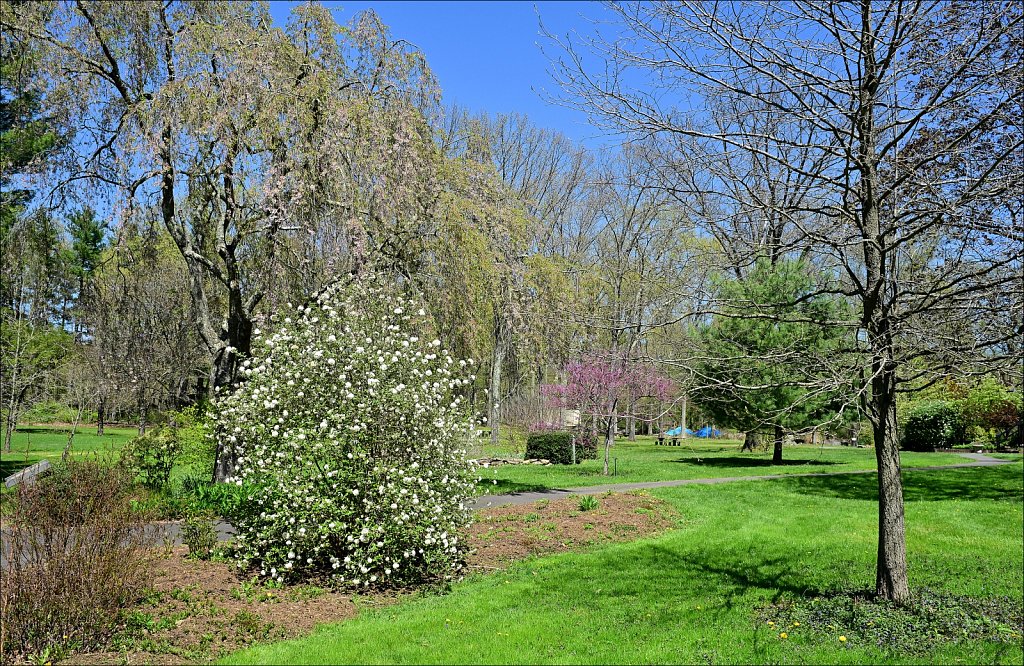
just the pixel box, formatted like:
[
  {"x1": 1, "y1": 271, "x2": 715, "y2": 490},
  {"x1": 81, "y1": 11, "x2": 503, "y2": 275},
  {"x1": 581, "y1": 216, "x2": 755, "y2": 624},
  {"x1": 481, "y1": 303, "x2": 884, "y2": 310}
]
[
  {"x1": 792, "y1": 621, "x2": 800, "y2": 627},
  {"x1": 780, "y1": 632, "x2": 788, "y2": 639},
  {"x1": 839, "y1": 636, "x2": 847, "y2": 642},
  {"x1": 767, "y1": 620, "x2": 775, "y2": 626}
]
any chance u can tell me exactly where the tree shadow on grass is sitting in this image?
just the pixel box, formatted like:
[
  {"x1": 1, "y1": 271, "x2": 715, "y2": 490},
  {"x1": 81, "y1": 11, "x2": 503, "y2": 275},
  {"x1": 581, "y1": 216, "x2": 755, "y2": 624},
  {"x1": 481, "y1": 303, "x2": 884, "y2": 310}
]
[
  {"x1": 777, "y1": 464, "x2": 1023, "y2": 503},
  {"x1": 0, "y1": 458, "x2": 40, "y2": 478},
  {"x1": 580, "y1": 541, "x2": 832, "y2": 609},
  {"x1": 478, "y1": 479, "x2": 552, "y2": 494},
  {"x1": 14, "y1": 426, "x2": 69, "y2": 435},
  {"x1": 671, "y1": 457, "x2": 843, "y2": 468}
]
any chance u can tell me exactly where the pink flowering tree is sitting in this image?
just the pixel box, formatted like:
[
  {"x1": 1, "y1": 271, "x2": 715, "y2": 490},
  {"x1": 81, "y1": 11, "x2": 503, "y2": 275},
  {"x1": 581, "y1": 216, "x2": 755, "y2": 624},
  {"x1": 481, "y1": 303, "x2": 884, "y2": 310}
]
[{"x1": 542, "y1": 355, "x2": 676, "y2": 475}]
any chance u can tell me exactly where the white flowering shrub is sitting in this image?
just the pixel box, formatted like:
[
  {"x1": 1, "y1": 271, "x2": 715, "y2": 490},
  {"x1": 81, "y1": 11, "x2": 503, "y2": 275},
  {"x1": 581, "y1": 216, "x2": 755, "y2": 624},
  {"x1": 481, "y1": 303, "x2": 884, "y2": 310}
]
[{"x1": 213, "y1": 279, "x2": 478, "y2": 588}]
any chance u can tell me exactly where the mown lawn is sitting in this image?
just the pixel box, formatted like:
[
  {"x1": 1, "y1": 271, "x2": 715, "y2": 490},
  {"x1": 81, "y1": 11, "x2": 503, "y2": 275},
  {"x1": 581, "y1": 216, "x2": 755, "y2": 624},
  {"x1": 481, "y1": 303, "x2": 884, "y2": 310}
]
[
  {"x1": 0, "y1": 424, "x2": 136, "y2": 478},
  {"x1": 478, "y1": 435, "x2": 972, "y2": 493},
  {"x1": 225, "y1": 462, "x2": 1023, "y2": 665}
]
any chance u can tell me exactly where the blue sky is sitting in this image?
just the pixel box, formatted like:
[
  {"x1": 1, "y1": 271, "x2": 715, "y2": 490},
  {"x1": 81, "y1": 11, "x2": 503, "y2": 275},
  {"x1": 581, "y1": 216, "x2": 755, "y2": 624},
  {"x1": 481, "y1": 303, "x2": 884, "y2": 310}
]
[{"x1": 267, "y1": 1, "x2": 612, "y2": 147}]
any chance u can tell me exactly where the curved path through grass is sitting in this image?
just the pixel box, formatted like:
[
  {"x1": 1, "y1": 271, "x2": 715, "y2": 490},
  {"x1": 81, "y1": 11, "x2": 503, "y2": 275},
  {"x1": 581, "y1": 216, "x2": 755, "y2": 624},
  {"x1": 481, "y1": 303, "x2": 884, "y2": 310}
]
[
  {"x1": 156, "y1": 453, "x2": 1014, "y2": 544},
  {"x1": 223, "y1": 459, "x2": 1024, "y2": 665},
  {"x1": 469, "y1": 452, "x2": 1012, "y2": 508}
]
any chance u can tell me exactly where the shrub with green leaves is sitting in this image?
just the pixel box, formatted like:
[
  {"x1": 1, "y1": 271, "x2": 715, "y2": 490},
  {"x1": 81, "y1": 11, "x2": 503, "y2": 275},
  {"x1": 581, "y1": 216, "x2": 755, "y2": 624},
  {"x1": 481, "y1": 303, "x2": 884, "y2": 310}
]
[
  {"x1": 167, "y1": 405, "x2": 213, "y2": 471},
  {"x1": 119, "y1": 427, "x2": 181, "y2": 488},
  {"x1": 525, "y1": 430, "x2": 597, "y2": 464},
  {"x1": 960, "y1": 379, "x2": 1022, "y2": 449},
  {"x1": 182, "y1": 513, "x2": 218, "y2": 560},
  {"x1": 901, "y1": 401, "x2": 966, "y2": 451},
  {"x1": 214, "y1": 279, "x2": 478, "y2": 588}
]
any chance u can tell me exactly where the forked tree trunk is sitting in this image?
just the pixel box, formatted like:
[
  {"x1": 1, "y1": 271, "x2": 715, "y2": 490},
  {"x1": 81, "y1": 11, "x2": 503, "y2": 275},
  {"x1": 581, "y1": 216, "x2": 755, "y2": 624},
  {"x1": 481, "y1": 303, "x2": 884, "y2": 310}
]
[{"x1": 772, "y1": 424, "x2": 784, "y2": 464}]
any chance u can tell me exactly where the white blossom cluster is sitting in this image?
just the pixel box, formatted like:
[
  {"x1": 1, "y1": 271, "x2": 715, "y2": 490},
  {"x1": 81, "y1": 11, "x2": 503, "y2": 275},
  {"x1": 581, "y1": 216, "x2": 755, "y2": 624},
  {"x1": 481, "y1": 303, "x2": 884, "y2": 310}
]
[{"x1": 213, "y1": 279, "x2": 478, "y2": 587}]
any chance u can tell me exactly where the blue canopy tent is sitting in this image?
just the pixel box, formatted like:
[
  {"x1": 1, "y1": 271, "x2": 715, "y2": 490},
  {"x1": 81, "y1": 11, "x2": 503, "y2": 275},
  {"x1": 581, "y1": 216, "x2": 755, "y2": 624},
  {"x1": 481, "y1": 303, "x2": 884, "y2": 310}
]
[{"x1": 664, "y1": 426, "x2": 720, "y2": 438}]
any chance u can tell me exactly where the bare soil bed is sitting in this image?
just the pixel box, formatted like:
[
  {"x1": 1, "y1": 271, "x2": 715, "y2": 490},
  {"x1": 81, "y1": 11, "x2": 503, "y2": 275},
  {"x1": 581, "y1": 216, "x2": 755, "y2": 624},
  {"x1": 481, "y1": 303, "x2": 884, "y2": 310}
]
[{"x1": 61, "y1": 491, "x2": 678, "y2": 665}]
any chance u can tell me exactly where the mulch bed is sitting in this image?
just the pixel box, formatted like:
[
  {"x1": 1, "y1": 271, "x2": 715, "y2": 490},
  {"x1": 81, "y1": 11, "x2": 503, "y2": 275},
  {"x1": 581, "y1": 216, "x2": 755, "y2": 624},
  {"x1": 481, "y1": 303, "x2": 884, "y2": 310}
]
[{"x1": 60, "y1": 491, "x2": 678, "y2": 665}]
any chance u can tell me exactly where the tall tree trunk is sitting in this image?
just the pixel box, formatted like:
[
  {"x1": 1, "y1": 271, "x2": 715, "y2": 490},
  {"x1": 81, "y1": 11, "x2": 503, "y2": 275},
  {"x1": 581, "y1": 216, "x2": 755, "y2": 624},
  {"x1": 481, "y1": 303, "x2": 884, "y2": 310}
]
[
  {"x1": 680, "y1": 395, "x2": 688, "y2": 438},
  {"x1": 602, "y1": 397, "x2": 617, "y2": 476},
  {"x1": 856, "y1": 0, "x2": 909, "y2": 605},
  {"x1": 137, "y1": 395, "x2": 146, "y2": 436},
  {"x1": 772, "y1": 424, "x2": 784, "y2": 464},
  {"x1": 62, "y1": 402, "x2": 86, "y2": 462},
  {"x1": 488, "y1": 325, "x2": 507, "y2": 448},
  {"x1": 3, "y1": 412, "x2": 15, "y2": 453},
  {"x1": 627, "y1": 392, "x2": 636, "y2": 441},
  {"x1": 869, "y1": 338, "x2": 910, "y2": 604},
  {"x1": 96, "y1": 396, "x2": 105, "y2": 437},
  {"x1": 741, "y1": 431, "x2": 760, "y2": 452}
]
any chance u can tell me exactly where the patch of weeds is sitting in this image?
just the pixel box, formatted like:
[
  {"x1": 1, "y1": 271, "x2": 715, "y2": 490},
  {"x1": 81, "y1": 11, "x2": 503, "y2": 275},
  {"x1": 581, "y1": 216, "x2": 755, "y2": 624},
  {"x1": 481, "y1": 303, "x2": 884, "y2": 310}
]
[
  {"x1": 536, "y1": 499, "x2": 550, "y2": 509},
  {"x1": 757, "y1": 587, "x2": 1024, "y2": 655},
  {"x1": 287, "y1": 585, "x2": 326, "y2": 602},
  {"x1": 231, "y1": 610, "x2": 272, "y2": 638},
  {"x1": 583, "y1": 523, "x2": 595, "y2": 530},
  {"x1": 121, "y1": 609, "x2": 180, "y2": 636},
  {"x1": 169, "y1": 586, "x2": 196, "y2": 603},
  {"x1": 578, "y1": 495, "x2": 599, "y2": 512},
  {"x1": 523, "y1": 512, "x2": 540, "y2": 523}
]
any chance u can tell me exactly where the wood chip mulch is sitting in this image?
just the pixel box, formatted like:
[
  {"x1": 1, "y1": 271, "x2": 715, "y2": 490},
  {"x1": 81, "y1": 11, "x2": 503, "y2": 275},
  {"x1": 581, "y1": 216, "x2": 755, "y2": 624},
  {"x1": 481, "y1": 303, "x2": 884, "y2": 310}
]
[{"x1": 61, "y1": 491, "x2": 678, "y2": 665}]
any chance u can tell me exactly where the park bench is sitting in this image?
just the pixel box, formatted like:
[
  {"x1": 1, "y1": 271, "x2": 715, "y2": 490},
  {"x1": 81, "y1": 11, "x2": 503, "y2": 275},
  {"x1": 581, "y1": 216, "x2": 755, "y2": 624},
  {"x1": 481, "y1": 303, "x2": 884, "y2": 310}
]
[{"x1": 3, "y1": 459, "x2": 51, "y2": 489}]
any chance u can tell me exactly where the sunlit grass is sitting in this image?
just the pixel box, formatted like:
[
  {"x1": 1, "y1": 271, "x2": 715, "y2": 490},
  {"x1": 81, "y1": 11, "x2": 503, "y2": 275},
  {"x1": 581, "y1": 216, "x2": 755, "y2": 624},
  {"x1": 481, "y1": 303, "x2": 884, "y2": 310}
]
[
  {"x1": 477, "y1": 435, "x2": 973, "y2": 492},
  {"x1": 224, "y1": 462, "x2": 1023, "y2": 665},
  {"x1": 0, "y1": 424, "x2": 136, "y2": 478}
]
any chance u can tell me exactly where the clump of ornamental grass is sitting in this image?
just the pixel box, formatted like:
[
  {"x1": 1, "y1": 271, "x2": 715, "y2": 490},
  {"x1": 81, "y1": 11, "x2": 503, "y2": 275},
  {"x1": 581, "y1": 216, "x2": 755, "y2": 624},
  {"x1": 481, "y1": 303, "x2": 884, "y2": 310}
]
[{"x1": 214, "y1": 278, "x2": 478, "y2": 589}]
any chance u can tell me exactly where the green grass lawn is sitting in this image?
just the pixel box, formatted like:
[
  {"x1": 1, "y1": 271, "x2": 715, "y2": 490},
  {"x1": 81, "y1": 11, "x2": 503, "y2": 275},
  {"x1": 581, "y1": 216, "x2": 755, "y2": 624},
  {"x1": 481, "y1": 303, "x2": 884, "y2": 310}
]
[
  {"x1": 478, "y1": 435, "x2": 973, "y2": 493},
  {"x1": 225, "y1": 462, "x2": 1024, "y2": 665},
  {"x1": 0, "y1": 424, "x2": 136, "y2": 478}
]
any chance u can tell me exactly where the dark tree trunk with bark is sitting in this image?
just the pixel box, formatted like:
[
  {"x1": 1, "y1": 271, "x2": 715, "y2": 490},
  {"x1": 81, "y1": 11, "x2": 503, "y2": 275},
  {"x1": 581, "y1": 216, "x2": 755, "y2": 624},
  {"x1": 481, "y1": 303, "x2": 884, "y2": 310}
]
[
  {"x1": 627, "y1": 397, "x2": 636, "y2": 441},
  {"x1": 602, "y1": 400, "x2": 617, "y2": 476},
  {"x1": 869, "y1": 338, "x2": 910, "y2": 604},
  {"x1": 772, "y1": 424, "x2": 784, "y2": 464},
  {"x1": 96, "y1": 397, "x2": 105, "y2": 437},
  {"x1": 741, "y1": 431, "x2": 760, "y2": 452}
]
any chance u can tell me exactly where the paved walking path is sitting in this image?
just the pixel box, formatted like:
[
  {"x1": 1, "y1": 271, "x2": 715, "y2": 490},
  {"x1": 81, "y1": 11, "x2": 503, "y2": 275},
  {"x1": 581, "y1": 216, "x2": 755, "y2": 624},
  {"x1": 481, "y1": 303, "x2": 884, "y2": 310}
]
[
  {"x1": 467, "y1": 452, "x2": 1013, "y2": 508},
  {"x1": 151, "y1": 453, "x2": 1013, "y2": 543}
]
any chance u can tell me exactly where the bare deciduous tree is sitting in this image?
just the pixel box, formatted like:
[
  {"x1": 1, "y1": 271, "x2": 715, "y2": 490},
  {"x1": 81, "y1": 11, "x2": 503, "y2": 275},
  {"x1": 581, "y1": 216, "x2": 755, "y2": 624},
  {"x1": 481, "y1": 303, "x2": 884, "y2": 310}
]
[{"x1": 548, "y1": 0, "x2": 1023, "y2": 602}]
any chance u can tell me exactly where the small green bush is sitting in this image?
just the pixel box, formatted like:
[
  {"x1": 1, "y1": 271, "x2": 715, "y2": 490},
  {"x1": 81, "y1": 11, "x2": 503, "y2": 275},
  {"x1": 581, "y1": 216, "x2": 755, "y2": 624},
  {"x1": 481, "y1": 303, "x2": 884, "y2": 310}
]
[
  {"x1": 120, "y1": 408, "x2": 210, "y2": 490},
  {"x1": 167, "y1": 406, "x2": 214, "y2": 471},
  {"x1": 120, "y1": 428, "x2": 180, "y2": 489},
  {"x1": 901, "y1": 401, "x2": 966, "y2": 451},
  {"x1": 525, "y1": 431, "x2": 597, "y2": 465},
  {"x1": 960, "y1": 380, "x2": 1021, "y2": 449},
  {"x1": 177, "y1": 473, "x2": 245, "y2": 518},
  {"x1": 181, "y1": 513, "x2": 218, "y2": 560},
  {"x1": 578, "y1": 495, "x2": 599, "y2": 511}
]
